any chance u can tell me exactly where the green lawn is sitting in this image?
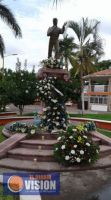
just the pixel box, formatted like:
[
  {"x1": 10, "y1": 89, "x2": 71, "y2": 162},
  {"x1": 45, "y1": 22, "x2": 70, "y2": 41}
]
[
  {"x1": 69, "y1": 113, "x2": 111, "y2": 121},
  {"x1": 23, "y1": 112, "x2": 111, "y2": 121},
  {"x1": 97, "y1": 128, "x2": 111, "y2": 138},
  {"x1": 0, "y1": 126, "x2": 7, "y2": 143},
  {"x1": 0, "y1": 184, "x2": 19, "y2": 200}
]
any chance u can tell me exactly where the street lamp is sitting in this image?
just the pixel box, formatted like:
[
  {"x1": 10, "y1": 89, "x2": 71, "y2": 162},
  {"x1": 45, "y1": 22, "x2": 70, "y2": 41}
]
[{"x1": 2, "y1": 53, "x2": 18, "y2": 70}]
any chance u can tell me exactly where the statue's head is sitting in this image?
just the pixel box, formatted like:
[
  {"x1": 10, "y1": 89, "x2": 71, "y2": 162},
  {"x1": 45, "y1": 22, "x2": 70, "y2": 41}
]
[{"x1": 53, "y1": 18, "x2": 58, "y2": 26}]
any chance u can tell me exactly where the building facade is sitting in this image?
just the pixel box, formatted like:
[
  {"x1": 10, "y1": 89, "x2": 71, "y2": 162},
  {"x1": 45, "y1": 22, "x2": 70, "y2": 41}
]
[{"x1": 83, "y1": 69, "x2": 111, "y2": 112}]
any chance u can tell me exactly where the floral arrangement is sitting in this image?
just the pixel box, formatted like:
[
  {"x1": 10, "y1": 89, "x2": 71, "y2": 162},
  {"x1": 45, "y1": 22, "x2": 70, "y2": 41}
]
[
  {"x1": 36, "y1": 77, "x2": 67, "y2": 132},
  {"x1": 54, "y1": 123, "x2": 99, "y2": 166},
  {"x1": 84, "y1": 121, "x2": 96, "y2": 132},
  {"x1": 9, "y1": 122, "x2": 40, "y2": 137},
  {"x1": 41, "y1": 58, "x2": 64, "y2": 69}
]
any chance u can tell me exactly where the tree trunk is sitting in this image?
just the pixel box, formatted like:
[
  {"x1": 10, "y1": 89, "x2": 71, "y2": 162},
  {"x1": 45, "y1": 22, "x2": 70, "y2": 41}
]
[
  {"x1": 19, "y1": 105, "x2": 24, "y2": 116},
  {"x1": 65, "y1": 57, "x2": 68, "y2": 71},
  {"x1": 80, "y1": 70, "x2": 84, "y2": 115}
]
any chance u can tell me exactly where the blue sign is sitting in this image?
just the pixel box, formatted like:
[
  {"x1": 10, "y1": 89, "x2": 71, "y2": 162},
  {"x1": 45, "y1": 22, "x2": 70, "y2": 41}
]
[{"x1": 3, "y1": 172, "x2": 60, "y2": 195}]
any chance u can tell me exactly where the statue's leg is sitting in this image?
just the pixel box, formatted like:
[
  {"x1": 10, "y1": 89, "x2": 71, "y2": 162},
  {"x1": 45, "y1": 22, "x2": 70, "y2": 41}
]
[
  {"x1": 48, "y1": 40, "x2": 53, "y2": 58},
  {"x1": 54, "y1": 40, "x2": 59, "y2": 59}
]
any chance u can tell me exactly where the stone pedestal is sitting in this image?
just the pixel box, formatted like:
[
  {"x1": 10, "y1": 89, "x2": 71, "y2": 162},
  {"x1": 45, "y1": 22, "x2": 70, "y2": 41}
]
[{"x1": 37, "y1": 67, "x2": 70, "y2": 81}]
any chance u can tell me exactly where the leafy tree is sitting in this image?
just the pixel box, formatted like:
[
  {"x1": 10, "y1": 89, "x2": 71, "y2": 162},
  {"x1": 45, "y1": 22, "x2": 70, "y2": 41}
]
[
  {"x1": 0, "y1": 3, "x2": 22, "y2": 58},
  {"x1": 67, "y1": 18, "x2": 104, "y2": 113},
  {"x1": 96, "y1": 59, "x2": 111, "y2": 71},
  {"x1": 59, "y1": 35, "x2": 76, "y2": 70},
  {"x1": 0, "y1": 71, "x2": 10, "y2": 112},
  {"x1": 7, "y1": 70, "x2": 37, "y2": 115}
]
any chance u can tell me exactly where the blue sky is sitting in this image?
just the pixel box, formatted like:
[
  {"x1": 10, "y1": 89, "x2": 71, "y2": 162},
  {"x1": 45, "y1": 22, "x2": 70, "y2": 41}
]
[{"x1": 0, "y1": 0, "x2": 111, "y2": 71}]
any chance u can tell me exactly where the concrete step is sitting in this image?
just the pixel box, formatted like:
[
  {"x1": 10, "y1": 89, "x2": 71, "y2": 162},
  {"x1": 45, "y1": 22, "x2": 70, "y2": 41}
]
[
  {"x1": 92, "y1": 137, "x2": 101, "y2": 145},
  {"x1": 32, "y1": 132, "x2": 58, "y2": 140},
  {"x1": 0, "y1": 158, "x2": 61, "y2": 171},
  {"x1": 20, "y1": 139, "x2": 57, "y2": 149},
  {"x1": 100, "y1": 145, "x2": 111, "y2": 157},
  {"x1": 7, "y1": 148, "x2": 55, "y2": 162}
]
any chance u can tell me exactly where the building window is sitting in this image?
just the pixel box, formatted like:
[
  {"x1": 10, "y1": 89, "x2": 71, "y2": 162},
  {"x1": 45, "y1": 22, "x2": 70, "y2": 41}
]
[{"x1": 90, "y1": 96, "x2": 107, "y2": 104}]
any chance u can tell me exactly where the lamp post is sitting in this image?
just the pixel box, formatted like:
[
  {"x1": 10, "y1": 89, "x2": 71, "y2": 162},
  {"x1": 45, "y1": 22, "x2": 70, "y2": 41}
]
[{"x1": 2, "y1": 53, "x2": 18, "y2": 70}]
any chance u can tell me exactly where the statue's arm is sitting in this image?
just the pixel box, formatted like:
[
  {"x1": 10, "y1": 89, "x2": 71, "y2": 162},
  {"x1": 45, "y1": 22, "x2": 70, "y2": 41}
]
[{"x1": 60, "y1": 22, "x2": 67, "y2": 34}]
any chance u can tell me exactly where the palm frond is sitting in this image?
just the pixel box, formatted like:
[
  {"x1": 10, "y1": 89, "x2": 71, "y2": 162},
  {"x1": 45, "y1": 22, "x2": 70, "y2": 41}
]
[
  {"x1": 68, "y1": 21, "x2": 81, "y2": 41},
  {"x1": 0, "y1": 34, "x2": 5, "y2": 57},
  {"x1": 0, "y1": 4, "x2": 22, "y2": 38},
  {"x1": 52, "y1": 0, "x2": 62, "y2": 7}
]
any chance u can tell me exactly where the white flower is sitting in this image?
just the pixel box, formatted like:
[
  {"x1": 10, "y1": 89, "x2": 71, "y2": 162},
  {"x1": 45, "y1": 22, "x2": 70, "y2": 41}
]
[
  {"x1": 65, "y1": 155, "x2": 70, "y2": 160},
  {"x1": 86, "y1": 143, "x2": 90, "y2": 147},
  {"x1": 43, "y1": 116, "x2": 46, "y2": 119},
  {"x1": 55, "y1": 147, "x2": 58, "y2": 151},
  {"x1": 43, "y1": 108, "x2": 47, "y2": 111},
  {"x1": 83, "y1": 135, "x2": 87, "y2": 139},
  {"x1": 21, "y1": 128, "x2": 26, "y2": 133},
  {"x1": 76, "y1": 158, "x2": 81, "y2": 163},
  {"x1": 80, "y1": 150, "x2": 84, "y2": 155},
  {"x1": 25, "y1": 90, "x2": 29, "y2": 93},
  {"x1": 56, "y1": 117, "x2": 59, "y2": 119},
  {"x1": 74, "y1": 145, "x2": 77, "y2": 148},
  {"x1": 56, "y1": 122, "x2": 59, "y2": 126},
  {"x1": 30, "y1": 129, "x2": 36, "y2": 135},
  {"x1": 89, "y1": 159, "x2": 91, "y2": 163},
  {"x1": 44, "y1": 86, "x2": 47, "y2": 89},
  {"x1": 63, "y1": 124, "x2": 66, "y2": 127},
  {"x1": 96, "y1": 150, "x2": 99, "y2": 154},
  {"x1": 39, "y1": 87, "x2": 42, "y2": 90},
  {"x1": 51, "y1": 99, "x2": 58, "y2": 103},
  {"x1": 57, "y1": 137, "x2": 61, "y2": 141},
  {"x1": 71, "y1": 150, "x2": 75, "y2": 154},
  {"x1": 69, "y1": 136, "x2": 73, "y2": 139},
  {"x1": 61, "y1": 145, "x2": 65, "y2": 150},
  {"x1": 73, "y1": 129, "x2": 77, "y2": 132}
]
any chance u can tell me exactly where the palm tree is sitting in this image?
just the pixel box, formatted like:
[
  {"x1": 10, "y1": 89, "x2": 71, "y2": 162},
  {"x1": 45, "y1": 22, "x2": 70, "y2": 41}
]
[
  {"x1": 67, "y1": 18, "x2": 104, "y2": 113},
  {"x1": 52, "y1": 0, "x2": 63, "y2": 7},
  {"x1": 0, "y1": 3, "x2": 22, "y2": 58},
  {"x1": 59, "y1": 35, "x2": 76, "y2": 70}
]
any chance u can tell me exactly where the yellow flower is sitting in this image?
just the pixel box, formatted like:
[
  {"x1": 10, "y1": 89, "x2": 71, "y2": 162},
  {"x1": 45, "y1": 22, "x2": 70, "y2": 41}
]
[{"x1": 77, "y1": 136, "x2": 83, "y2": 143}]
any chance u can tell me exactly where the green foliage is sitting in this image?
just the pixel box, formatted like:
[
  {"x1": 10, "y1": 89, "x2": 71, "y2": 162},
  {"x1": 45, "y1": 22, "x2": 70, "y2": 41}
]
[
  {"x1": 0, "y1": 78, "x2": 10, "y2": 112},
  {"x1": 0, "y1": 3, "x2": 22, "y2": 57},
  {"x1": 0, "y1": 184, "x2": 19, "y2": 200},
  {"x1": 96, "y1": 59, "x2": 111, "y2": 71},
  {"x1": 59, "y1": 36, "x2": 75, "y2": 70},
  {"x1": 5, "y1": 69, "x2": 37, "y2": 115},
  {"x1": 0, "y1": 126, "x2": 6, "y2": 143},
  {"x1": 54, "y1": 123, "x2": 100, "y2": 166},
  {"x1": 0, "y1": 68, "x2": 37, "y2": 115}
]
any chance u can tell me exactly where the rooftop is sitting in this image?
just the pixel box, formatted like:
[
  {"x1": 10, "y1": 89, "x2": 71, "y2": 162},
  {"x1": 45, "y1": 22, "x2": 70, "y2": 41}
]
[{"x1": 83, "y1": 68, "x2": 111, "y2": 80}]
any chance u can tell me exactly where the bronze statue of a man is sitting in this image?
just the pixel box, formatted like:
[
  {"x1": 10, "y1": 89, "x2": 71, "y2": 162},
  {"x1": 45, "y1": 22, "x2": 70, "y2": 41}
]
[{"x1": 47, "y1": 18, "x2": 65, "y2": 59}]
